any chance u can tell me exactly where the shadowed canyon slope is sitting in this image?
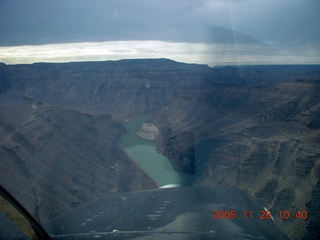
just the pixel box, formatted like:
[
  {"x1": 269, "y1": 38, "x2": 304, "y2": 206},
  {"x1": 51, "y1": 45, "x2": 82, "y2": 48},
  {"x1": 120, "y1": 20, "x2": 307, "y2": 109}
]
[
  {"x1": 0, "y1": 98, "x2": 156, "y2": 224},
  {"x1": 0, "y1": 59, "x2": 320, "y2": 239}
]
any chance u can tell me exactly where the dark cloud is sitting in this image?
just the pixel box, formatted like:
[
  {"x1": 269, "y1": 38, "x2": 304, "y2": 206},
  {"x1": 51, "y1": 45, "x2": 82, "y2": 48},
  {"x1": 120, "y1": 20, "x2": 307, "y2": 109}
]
[
  {"x1": 0, "y1": 0, "x2": 203, "y2": 45},
  {"x1": 0, "y1": 0, "x2": 319, "y2": 63},
  {"x1": 1, "y1": 1, "x2": 319, "y2": 44}
]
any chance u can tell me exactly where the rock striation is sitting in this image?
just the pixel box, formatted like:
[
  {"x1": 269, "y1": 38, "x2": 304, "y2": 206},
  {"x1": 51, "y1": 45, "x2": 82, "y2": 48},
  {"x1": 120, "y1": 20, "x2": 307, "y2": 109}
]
[
  {"x1": 0, "y1": 98, "x2": 156, "y2": 224},
  {"x1": 154, "y1": 81, "x2": 320, "y2": 239}
]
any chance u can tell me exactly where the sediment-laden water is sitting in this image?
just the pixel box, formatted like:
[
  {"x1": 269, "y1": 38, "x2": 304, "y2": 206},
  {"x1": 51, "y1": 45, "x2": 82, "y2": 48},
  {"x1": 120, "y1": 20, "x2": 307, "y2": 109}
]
[{"x1": 120, "y1": 117, "x2": 183, "y2": 187}]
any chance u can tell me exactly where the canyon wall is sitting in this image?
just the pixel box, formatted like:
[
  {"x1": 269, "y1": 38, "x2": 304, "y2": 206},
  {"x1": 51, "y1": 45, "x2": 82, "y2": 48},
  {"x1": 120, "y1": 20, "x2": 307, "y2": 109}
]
[
  {"x1": 0, "y1": 98, "x2": 156, "y2": 223},
  {"x1": 0, "y1": 59, "x2": 319, "y2": 238}
]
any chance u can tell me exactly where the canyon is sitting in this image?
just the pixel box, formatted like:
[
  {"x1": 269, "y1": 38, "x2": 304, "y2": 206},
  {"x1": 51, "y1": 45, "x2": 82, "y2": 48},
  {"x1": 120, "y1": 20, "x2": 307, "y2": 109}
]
[{"x1": 0, "y1": 59, "x2": 319, "y2": 239}]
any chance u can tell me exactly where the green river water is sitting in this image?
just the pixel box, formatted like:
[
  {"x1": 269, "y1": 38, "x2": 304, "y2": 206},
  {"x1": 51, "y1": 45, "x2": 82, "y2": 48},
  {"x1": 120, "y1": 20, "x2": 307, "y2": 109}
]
[{"x1": 120, "y1": 117, "x2": 184, "y2": 187}]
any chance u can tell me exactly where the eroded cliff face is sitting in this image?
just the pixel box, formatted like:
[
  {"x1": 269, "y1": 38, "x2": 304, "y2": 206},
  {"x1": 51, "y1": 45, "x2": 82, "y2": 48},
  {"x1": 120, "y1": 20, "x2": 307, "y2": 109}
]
[
  {"x1": 0, "y1": 59, "x2": 212, "y2": 115},
  {"x1": 154, "y1": 81, "x2": 320, "y2": 239},
  {"x1": 0, "y1": 59, "x2": 319, "y2": 238},
  {"x1": 0, "y1": 98, "x2": 156, "y2": 223}
]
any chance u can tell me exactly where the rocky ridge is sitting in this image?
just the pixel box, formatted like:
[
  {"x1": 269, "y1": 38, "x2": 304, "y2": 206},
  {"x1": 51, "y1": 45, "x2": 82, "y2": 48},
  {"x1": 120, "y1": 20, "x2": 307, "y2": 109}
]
[
  {"x1": 154, "y1": 81, "x2": 320, "y2": 239},
  {"x1": 0, "y1": 98, "x2": 156, "y2": 223}
]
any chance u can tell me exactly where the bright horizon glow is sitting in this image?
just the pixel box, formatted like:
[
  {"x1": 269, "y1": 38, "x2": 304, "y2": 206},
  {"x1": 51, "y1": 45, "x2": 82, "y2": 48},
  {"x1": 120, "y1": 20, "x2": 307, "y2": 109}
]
[{"x1": 0, "y1": 40, "x2": 319, "y2": 66}]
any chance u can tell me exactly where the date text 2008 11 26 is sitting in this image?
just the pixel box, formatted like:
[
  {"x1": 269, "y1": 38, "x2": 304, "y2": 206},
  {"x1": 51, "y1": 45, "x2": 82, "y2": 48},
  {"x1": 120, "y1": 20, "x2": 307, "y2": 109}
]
[{"x1": 212, "y1": 210, "x2": 308, "y2": 220}]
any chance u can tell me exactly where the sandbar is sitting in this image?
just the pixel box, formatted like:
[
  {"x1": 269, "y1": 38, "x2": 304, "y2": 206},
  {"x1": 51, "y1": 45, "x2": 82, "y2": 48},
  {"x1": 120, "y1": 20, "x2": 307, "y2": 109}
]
[{"x1": 136, "y1": 123, "x2": 159, "y2": 140}]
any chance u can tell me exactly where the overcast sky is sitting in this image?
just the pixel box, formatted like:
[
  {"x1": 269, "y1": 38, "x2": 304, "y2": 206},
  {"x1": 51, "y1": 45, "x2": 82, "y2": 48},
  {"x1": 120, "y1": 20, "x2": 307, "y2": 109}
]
[{"x1": 0, "y1": 0, "x2": 319, "y2": 65}]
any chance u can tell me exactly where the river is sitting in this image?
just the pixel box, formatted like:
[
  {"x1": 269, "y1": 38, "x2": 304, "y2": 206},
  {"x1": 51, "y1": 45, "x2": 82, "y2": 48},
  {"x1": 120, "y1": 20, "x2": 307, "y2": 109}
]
[{"x1": 120, "y1": 117, "x2": 184, "y2": 187}]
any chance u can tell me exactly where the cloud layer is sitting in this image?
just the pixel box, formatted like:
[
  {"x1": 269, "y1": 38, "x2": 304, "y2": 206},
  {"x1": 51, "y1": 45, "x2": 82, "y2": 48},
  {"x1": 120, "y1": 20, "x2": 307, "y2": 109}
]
[
  {"x1": 1, "y1": 41, "x2": 318, "y2": 66},
  {"x1": 0, "y1": 0, "x2": 319, "y2": 65}
]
